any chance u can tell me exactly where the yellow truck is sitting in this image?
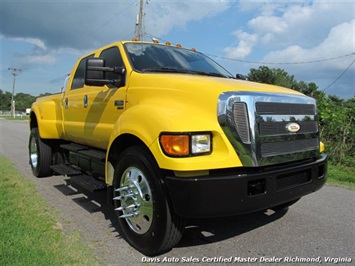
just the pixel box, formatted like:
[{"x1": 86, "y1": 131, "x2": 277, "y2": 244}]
[{"x1": 29, "y1": 40, "x2": 327, "y2": 256}]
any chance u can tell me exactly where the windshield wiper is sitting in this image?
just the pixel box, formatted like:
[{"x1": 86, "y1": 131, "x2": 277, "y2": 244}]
[
  {"x1": 189, "y1": 70, "x2": 229, "y2": 78},
  {"x1": 141, "y1": 67, "x2": 188, "y2": 73},
  {"x1": 141, "y1": 67, "x2": 230, "y2": 78}
]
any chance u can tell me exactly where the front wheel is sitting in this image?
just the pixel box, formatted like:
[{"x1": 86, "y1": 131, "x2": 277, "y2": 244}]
[
  {"x1": 113, "y1": 146, "x2": 185, "y2": 256},
  {"x1": 29, "y1": 127, "x2": 52, "y2": 177}
]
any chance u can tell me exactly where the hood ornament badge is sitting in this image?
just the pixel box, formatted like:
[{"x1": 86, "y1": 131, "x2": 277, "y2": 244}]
[{"x1": 286, "y1": 122, "x2": 301, "y2": 133}]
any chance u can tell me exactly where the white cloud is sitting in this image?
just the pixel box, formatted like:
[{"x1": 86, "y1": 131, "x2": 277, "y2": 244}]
[
  {"x1": 248, "y1": 15, "x2": 288, "y2": 34},
  {"x1": 263, "y1": 19, "x2": 355, "y2": 68},
  {"x1": 223, "y1": 30, "x2": 258, "y2": 59},
  {"x1": 228, "y1": 1, "x2": 354, "y2": 51},
  {"x1": 3, "y1": 36, "x2": 47, "y2": 50},
  {"x1": 145, "y1": 1, "x2": 231, "y2": 37},
  {"x1": 261, "y1": 19, "x2": 355, "y2": 97},
  {"x1": 15, "y1": 54, "x2": 57, "y2": 69}
]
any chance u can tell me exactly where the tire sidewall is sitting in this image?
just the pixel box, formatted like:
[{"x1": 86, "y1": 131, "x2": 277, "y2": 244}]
[
  {"x1": 29, "y1": 128, "x2": 52, "y2": 177},
  {"x1": 29, "y1": 128, "x2": 41, "y2": 176}
]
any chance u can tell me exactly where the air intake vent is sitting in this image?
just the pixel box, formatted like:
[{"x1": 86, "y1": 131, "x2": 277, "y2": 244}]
[
  {"x1": 261, "y1": 138, "x2": 320, "y2": 157},
  {"x1": 256, "y1": 102, "x2": 315, "y2": 115},
  {"x1": 233, "y1": 102, "x2": 251, "y2": 144}
]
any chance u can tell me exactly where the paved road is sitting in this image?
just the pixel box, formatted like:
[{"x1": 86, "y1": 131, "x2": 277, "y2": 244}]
[{"x1": 1, "y1": 119, "x2": 354, "y2": 265}]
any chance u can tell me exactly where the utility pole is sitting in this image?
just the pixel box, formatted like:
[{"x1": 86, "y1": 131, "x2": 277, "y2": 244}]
[
  {"x1": 8, "y1": 67, "x2": 21, "y2": 118},
  {"x1": 136, "y1": 0, "x2": 144, "y2": 41}
]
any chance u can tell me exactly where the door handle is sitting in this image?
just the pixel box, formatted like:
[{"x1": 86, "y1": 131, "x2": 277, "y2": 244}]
[
  {"x1": 64, "y1": 98, "x2": 68, "y2": 109},
  {"x1": 83, "y1": 95, "x2": 88, "y2": 108}
]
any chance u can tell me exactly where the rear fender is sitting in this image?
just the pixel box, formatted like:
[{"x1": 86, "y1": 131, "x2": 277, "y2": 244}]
[{"x1": 30, "y1": 96, "x2": 64, "y2": 139}]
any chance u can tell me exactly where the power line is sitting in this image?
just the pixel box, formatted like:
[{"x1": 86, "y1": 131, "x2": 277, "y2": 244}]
[
  {"x1": 206, "y1": 52, "x2": 355, "y2": 65},
  {"x1": 321, "y1": 57, "x2": 355, "y2": 92},
  {"x1": 98, "y1": 1, "x2": 137, "y2": 29}
]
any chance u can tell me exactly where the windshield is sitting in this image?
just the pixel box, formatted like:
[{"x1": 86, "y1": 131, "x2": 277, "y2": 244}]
[{"x1": 124, "y1": 43, "x2": 234, "y2": 78}]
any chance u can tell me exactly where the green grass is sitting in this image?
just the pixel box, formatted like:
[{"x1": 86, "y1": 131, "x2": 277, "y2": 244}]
[
  {"x1": 327, "y1": 163, "x2": 355, "y2": 190},
  {"x1": 0, "y1": 156, "x2": 99, "y2": 266}
]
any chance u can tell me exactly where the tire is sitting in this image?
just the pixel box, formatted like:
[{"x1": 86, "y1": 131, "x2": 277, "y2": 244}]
[
  {"x1": 29, "y1": 127, "x2": 52, "y2": 177},
  {"x1": 113, "y1": 146, "x2": 185, "y2": 256}
]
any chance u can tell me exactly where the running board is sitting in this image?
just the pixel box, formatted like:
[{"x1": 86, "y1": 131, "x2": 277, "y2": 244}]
[{"x1": 51, "y1": 164, "x2": 81, "y2": 176}]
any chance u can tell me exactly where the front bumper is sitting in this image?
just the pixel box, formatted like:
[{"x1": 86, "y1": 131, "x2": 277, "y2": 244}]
[{"x1": 165, "y1": 154, "x2": 327, "y2": 218}]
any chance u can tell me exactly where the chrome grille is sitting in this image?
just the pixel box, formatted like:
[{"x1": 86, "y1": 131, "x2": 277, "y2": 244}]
[
  {"x1": 232, "y1": 103, "x2": 250, "y2": 144},
  {"x1": 256, "y1": 102, "x2": 315, "y2": 115},
  {"x1": 218, "y1": 92, "x2": 320, "y2": 166},
  {"x1": 261, "y1": 138, "x2": 319, "y2": 157},
  {"x1": 259, "y1": 121, "x2": 318, "y2": 136}
]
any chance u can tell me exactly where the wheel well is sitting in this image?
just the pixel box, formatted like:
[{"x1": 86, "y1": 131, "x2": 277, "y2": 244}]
[
  {"x1": 108, "y1": 134, "x2": 150, "y2": 171},
  {"x1": 30, "y1": 112, "x2": 38, "y2": 129}
]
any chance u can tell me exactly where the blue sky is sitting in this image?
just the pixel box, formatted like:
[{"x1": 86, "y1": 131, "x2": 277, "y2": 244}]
[{"x1": 1, "y1": 0, "x2": 354, "y2": 98}]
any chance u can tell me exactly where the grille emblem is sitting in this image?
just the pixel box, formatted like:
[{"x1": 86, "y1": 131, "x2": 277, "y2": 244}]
[{"x1": 286, "y1": 123, "x2": 301, "y2": 133}]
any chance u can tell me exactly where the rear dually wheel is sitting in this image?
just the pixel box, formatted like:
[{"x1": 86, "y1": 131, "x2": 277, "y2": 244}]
[{"x1": 29, "y1": 127, "x2": 52, "y2": 177}]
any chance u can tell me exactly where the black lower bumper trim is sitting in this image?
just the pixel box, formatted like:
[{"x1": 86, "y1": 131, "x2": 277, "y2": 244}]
[{"x1": 165, "y1": 154, "x2": 327, "y2": 218}]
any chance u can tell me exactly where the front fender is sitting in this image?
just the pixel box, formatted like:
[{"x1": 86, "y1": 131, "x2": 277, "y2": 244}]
[
  {"x1": 108, "y1": 104, "x2": 174, "y2": 151},
  {"x1": 106, "y1": 103, "x2": 243, "y2": 176}
]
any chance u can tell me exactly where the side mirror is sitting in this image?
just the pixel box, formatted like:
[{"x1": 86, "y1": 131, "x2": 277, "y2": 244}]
[
  {"x1": 85, "y1": 58, "x2": 125, "y2": 87},
  {"x1": 236, "y1": 74, "x2": 247, "y2": 80},
  {"x1": 85, "y1": 58, "x2": 105, "y2": 85}
]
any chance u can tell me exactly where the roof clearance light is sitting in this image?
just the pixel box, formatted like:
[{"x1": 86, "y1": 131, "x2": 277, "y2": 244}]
[
  {"x1": 165, "y1": 41, "x2": 171, "y2": 46},
  {"x1": 176, "y1": 44, "x2": 182, "y2": 48},
  {"x1": 153, "y1": 39, "x2": 159, "y2": 43},
  {"x1": 132, "y1": 38, "x2": 138, "y2": 41},
  {"x1": 191, "y1": 48, "x2": 196, "y2": 52}
]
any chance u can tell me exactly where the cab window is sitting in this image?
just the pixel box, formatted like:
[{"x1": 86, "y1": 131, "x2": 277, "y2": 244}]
[
  {"x1": 99, "y1": 46, "x2": 125, "y2": 83},
  {"x1": 71, "y1": 54, "x2": 94, "y2": 90}
]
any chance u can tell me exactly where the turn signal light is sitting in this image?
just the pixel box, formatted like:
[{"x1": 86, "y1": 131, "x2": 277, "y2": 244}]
[{"x1": 160, "y1": 135, "x2": 189, "y2": 156}]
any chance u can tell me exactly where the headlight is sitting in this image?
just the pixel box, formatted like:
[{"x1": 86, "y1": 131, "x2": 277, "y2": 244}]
[
  {"x1": 160, "y1": 132, "x2": 212, "y2": 157},
  {"x1": 191, "y1": 134, "x2": 211, "y2": 154}
]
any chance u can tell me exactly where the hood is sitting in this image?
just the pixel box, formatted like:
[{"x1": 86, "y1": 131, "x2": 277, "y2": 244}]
[{"x1": 126, "y1": 72, "x2": 306, "y2": 132}]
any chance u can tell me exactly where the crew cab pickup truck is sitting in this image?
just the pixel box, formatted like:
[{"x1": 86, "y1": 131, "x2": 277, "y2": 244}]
[{"x1": 29, "y1": 40, "x2": 327, "y2": 256}]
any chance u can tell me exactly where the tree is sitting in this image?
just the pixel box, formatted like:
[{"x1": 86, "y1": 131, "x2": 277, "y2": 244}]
[
  {"x1": 14, "y1": 93, "x2": 36, "y2": 112},
  {"x1": 0, "y1": 90, "x2": 37, "y2": 112},
  {"x1": 0, "y1": 90, "x2": 13, "y2": 110},
  {"x1": 248, "y1": 66, "x2": 275, "y2": 85}
]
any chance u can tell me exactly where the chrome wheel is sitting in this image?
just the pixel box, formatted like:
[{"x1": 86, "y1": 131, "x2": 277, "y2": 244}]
[
  {"x1": 114, "y1": 166, "x2": 153, "y2": 234},
  {"x1": 29, "y1": 136, "x2": 38, "y2": 168},
  {"x1": 113, "y1": 146, "x2": 185, "y2": 255}
]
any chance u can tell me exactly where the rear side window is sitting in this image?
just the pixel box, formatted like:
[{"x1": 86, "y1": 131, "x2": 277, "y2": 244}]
[{"x1": 71, "y1": 54, "x2": 94, "y2": 90}]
